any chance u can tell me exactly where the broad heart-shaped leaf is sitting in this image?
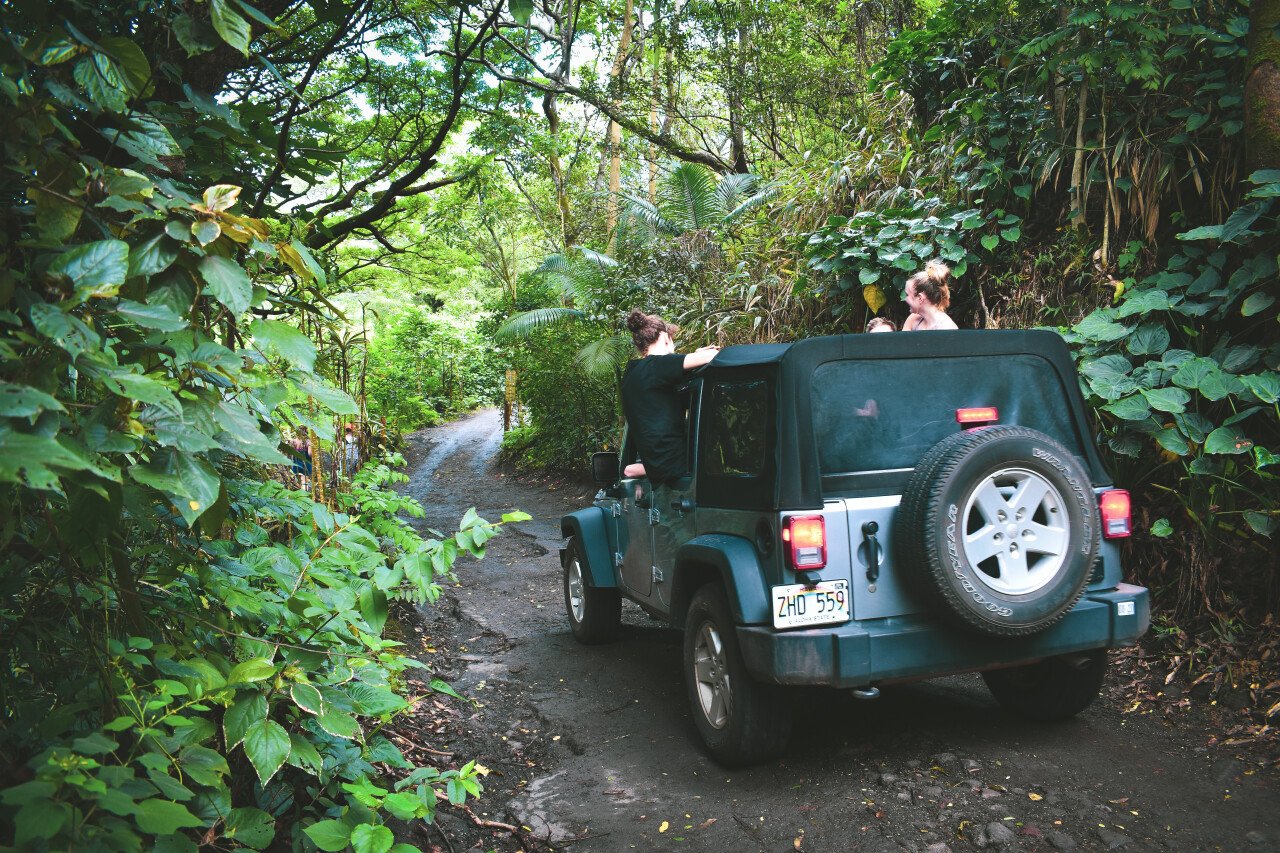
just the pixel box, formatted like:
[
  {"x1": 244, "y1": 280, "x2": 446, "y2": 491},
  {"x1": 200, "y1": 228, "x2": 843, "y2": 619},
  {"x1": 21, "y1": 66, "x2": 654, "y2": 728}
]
[
  {"x1": 1151, "y1": 518, "x2": 1174, "y2": 537},
  {"x1": 133, "y1": 799, "x2": 203, "y2": 835},
  {"x1": 1244, "y1": 511, "x2": 1277, "y2": 537},
  {"x1": 223, "y1": 690, "x2": 267, "y2": 748},
  {"x1": 1102, "y1": 394, "x2": 1152, "y2": 421},
  {"x1": 290, "y1": 682, "x2": 324, "y2": 716},
  {"x1": 1241, "y1": 372, "x2": 1280, "y2": 404},
  {"x1": 250, "y1": 319, "x2": 316, "y2": 372},
  {"x1": 980, "y1": 233, "x2": 999, "y2": 251},
  {"x1": 203, "y1": 184, "x2": 242, "y2": 212},
  {"x1": 228, "y1": 658, "x2": 275, "y2": 684},
  {"x1": 74, "y1": 54, "x2": 127, "y2": 112},
  {"x1": 192, "y1": 219, "x2": 221, "y2": 246},
  {"x1": 98, "y1": 37, "x2": 151, "y2": 96},
  {"x1": 303, "y1": 820, "x2": 352, "y2": 852},
  {"x1": 287, "y1": 733, "x2": 323, "y2": 774},
  {"x1": 380, "y1": 791, "x2": 423, "y2": 820},
  {"x1": 1171, "y1": 357, "x2": 1217, "y2": 391},
  {"x1": 0, "y1": 384, "x2": 65, "y2": 418},
  {"x1": 1241, "y1": 292, "x2": 1275, "y2": 317},
  {"x1": 199, "y1": 255, "x2": 253, "y2": 317},
  {"x1": 210, "y1": 0, "x2": 252, "y2": 54},
  {"x1": 1140, "y1": 386, "x2": 1190, "y2": 413},
  {"x1": 350, "y1": 824, "x2": 394, "y2": 853},
  {"x1": 1154, "y1": 428, "x2": 1191, "y2": 456},
  {"x1": 862, "y1": 283, "x2": 887, "y2": 314},
  {"x1": 858, "y1": 267, "x2": 881, "y2": 285},
  {"x1": 1073, "y1": 311, "x2": 1129, "y2": 342},
  {"x1": 1126, "y1": 323, "x2": 1170, "y2": 356},
  {"x1": 509, "y1": 0, "x2": 533, "y2": 25},
  {"x1": 242, "y1": 719, "x2": 290, "y2": 784},
  {"x1": 347, "y1": 682, "x2": 406, "y2": 716},
  {"x1": 50, "y1": 240, "x2": 130, "y2": 299},
  {"x1": 224, "y1": 806, "x2": 275, "y2": 850},
  {"x1": 1204, "y1": 426, "x2": 1253, "y2": 455},
  {"x1": 315, "y1": 710, "x2": 360, "y2": 739},
  {"x1": 116, "y1": 299, "x2": 187, "y2": 332}
]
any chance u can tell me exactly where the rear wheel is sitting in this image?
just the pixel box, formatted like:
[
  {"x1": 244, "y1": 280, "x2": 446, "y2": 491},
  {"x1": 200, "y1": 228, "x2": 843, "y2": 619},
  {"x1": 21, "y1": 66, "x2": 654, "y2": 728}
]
[
  {"x1": 982, "y1": 650, "x2": 1108, "y2": 721},
  {"x1": 563, "y1": 538, "x2": 621, "y2": 644},
  {"x1": 683, "y1": 584, "x2": 791, "y2": 767}
]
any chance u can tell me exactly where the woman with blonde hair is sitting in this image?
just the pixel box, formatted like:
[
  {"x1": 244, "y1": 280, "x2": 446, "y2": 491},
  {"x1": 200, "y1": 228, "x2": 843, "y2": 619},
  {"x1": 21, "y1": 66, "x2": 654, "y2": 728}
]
[{"x1": 903, "y1": 260, "x2": 958, "y2": 331}]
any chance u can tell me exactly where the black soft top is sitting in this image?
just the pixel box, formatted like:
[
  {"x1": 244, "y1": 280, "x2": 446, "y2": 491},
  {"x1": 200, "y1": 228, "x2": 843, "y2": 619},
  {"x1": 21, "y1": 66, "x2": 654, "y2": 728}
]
[{"x1": 695, "y1": 330, "x2": 1109, "y2": 510}]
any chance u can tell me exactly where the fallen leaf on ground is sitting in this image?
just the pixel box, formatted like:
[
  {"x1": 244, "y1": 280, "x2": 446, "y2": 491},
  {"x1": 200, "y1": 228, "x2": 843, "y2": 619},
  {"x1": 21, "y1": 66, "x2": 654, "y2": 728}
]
[{"x1": 659, "y1": 821, "x2": 669, "y2": 833}]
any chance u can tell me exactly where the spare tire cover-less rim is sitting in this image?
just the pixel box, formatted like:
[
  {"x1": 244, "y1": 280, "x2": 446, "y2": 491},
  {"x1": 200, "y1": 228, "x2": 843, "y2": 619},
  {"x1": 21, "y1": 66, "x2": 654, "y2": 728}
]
[{"x1": 896, "y1": 426, "x2": 1100, "y2": 638}]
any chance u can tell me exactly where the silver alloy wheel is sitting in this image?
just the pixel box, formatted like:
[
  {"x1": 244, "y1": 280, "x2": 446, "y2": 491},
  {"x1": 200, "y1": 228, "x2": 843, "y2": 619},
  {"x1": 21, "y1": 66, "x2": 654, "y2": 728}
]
[
  {"x1": 567, "y1": 558, "x2": 585, "y2": 624},
  {"x1": 692, "y1": 621, "x2": 732, "y2": 729},
  {"x1": 961, "y1": 466, "x2": 1069, "y2": 596}
]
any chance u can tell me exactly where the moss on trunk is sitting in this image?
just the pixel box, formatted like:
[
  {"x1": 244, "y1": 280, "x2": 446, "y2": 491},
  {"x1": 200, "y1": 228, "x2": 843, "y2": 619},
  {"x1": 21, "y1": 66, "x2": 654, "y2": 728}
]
[{"x1": 1246, "y1": 0, "x2": 1280, "y2": 172}]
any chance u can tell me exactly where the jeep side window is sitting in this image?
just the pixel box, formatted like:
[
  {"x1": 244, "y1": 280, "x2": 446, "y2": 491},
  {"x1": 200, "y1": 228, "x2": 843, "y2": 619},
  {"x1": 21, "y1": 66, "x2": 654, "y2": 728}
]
[{"x1": 704, "y1": 380, "x2": 768, "y2": 476}]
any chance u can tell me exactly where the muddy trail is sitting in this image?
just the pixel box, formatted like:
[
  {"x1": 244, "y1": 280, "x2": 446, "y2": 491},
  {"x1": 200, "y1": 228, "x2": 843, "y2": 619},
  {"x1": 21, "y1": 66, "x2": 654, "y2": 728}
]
[{"x1": 390, "y1": 409, "x2": 1279, "y2": 853}]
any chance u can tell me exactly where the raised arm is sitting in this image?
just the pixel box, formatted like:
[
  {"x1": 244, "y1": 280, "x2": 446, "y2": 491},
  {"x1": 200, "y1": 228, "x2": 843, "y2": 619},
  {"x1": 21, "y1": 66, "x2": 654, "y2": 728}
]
[{"x1": 682, "y1": 345, "x2": 720, "y2": 370}]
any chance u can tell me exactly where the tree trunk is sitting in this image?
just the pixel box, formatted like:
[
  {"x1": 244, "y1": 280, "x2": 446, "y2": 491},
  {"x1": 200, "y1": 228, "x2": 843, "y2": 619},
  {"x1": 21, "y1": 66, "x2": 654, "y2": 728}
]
[
  {"x1": 605, "y1": 0, "x2": 636, "y2": 252},
  {"x1": 1246, "y1": 0, "x2": 1280, "y2": 173}
]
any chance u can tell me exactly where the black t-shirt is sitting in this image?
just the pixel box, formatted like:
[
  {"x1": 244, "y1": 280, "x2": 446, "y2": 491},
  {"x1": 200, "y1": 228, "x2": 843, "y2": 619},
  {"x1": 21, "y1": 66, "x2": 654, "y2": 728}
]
[{"x1": 620, "y1": 353, "x2": 688, "y2": 485}]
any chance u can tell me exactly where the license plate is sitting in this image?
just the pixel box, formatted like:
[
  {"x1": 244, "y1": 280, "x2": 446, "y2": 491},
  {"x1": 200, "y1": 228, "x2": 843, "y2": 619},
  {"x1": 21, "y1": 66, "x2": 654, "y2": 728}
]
[{"x1": 771, "y1": 580, "x2": 851, "y2": 629}]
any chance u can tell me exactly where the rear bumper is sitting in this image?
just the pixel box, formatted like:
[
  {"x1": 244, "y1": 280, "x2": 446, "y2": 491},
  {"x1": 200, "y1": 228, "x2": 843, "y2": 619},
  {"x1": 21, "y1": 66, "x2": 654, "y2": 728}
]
[{"x1": 736, "y1": 584, "x2": 1150, "y2": 688}]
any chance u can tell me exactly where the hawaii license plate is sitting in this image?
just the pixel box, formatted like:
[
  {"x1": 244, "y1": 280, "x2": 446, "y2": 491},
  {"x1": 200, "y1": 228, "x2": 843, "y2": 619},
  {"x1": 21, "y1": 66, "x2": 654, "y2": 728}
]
[{"x1": 771, "y1": 580, "x2": 851, "y2": 629}]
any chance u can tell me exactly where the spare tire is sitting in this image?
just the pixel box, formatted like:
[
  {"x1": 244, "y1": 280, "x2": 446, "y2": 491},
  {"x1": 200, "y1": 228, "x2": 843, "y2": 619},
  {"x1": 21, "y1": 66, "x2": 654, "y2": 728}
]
[{"x1": 894, "y1": 426, "x2": 1100, "y2": 638}]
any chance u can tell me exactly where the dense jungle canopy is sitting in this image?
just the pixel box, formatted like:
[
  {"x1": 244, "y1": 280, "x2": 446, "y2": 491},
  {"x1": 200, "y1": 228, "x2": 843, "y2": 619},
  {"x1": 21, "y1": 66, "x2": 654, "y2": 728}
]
[{"x1": 1, "y1": 0, "x2": 1278, "y2": 848}]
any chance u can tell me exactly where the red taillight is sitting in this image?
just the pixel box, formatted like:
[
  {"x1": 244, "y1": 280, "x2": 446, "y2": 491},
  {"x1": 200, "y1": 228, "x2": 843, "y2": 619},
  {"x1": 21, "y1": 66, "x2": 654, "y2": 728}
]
[
  {"x1": 782, "y1": 516, "x2": 826, "y2": 570},
  {"x1": 956, "y1": 407, "x2": 999, "y2": 424},
  {"x1": 1100, "y1": 489, "x2": 1131, "y2": 538}
]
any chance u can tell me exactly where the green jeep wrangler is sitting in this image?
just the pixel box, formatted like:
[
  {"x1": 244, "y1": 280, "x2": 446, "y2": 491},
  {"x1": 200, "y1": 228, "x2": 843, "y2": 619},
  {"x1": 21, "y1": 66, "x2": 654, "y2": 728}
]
[{"x1": 561, "y1": 330, "x2": 1149, "y2": 766}]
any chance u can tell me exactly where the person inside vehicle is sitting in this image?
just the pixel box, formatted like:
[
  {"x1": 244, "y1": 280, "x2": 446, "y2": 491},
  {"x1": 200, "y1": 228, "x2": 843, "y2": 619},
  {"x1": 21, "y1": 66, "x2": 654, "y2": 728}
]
[
  {"x1": 620, "y1": 310, "x2": 720, "y2": 482},
  {"x1": 903, "y1": 260, "x2": 959, "y2": 331},
  {"x1": 866, "y1": 316, "x2": 897, "y2": 333}
]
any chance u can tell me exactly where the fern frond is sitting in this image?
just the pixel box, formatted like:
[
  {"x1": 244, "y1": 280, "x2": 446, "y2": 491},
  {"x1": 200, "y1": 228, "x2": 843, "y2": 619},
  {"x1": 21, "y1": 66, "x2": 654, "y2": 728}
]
[
  {"x1": 495, "y1": 307, "x2": 585, "y2": 341},
  {"x1": 574, "y1": 334, "x2": 633, "y2": 378}
]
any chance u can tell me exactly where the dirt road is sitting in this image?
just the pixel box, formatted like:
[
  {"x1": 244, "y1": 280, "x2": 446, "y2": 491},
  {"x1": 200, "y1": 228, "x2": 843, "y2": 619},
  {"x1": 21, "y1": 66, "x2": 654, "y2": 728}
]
[{"x1": 396, "y1": 409, "x2": 1279, "y2": 852}]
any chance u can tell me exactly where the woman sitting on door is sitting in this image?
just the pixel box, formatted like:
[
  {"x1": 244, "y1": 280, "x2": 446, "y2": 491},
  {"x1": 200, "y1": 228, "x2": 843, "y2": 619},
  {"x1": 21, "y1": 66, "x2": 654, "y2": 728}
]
[{"x1": 620, "y1": 310, "x2": 719, "y2": 483}]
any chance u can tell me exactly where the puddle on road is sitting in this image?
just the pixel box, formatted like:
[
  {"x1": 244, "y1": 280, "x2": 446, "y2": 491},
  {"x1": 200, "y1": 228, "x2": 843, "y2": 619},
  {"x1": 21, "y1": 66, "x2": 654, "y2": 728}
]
[{"x1": 509, "y1": 768, "x2": 575, "y2": 842}]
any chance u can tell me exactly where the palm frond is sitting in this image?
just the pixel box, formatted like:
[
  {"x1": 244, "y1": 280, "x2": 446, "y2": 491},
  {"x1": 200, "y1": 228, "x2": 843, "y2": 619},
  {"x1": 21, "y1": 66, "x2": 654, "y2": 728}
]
[
  {"x1": 714, "y1": 172, "x2": 759, "y2": 218},
  {"x1": 620, "y1": 193, "x2": 680, "y2": 235},
  {"x1": 535, "y1": 253, "x2": 572, "y2": 274},
  {"x1": 660, "y1": 163, "x2": 718, "y2": 232},
  {"x1": 578, "y1": 248, "x2": 619, "y2": 269},
  {"x1": 573, "y1": 334, "x2": 633, "y2": 378},
  {"x1": 495, "y1": 307, "x2": 585, "y2": 341},
  {"x1": 723, "y1": 181, "x2": 779, "y2": 224}
]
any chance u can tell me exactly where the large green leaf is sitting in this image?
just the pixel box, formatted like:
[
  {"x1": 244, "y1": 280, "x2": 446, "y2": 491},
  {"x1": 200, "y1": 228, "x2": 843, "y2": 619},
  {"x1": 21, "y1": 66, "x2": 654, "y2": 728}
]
[
  {"x1": 0, "y1": 431, "x2": 110, "y2": 491},
  {"x1": 116, "y1": 300, "x2": 187, "y2": 332},
  {"x1": 350, "y1": 824, "x2": 394, "y2": 853},
  {"x1": 287, "y1": 733, "x2": 323, "y2": 773},
  {"x1": 315, "y1": 710, "x2": 360, "y2": 739},
  {"x1": 242, "y1": 719, "x2": 290, "y2": 784},
  {"x1": 99, "y1": 37, "x2": 151, "y2": 96},
  {"x1": 134, "y1": 800, "x2": 203, "y2": 835},
  {"x1": 303, "y1": 820, "x2": 351, "y2": 852},
  {"x1": 1204, "y1": 426, "x2": 1253, "y2": 454},
  {"x1": 210, "y1": 0, "x2": 252, "y2": 54},
  {"x1": 297, "y1": 376, "x2": 358, "y2": 415},
  {"x1": 29, "y1": 303, "x2": 99, "y2": 360},
  {"x1": 224, "y1": 807, "x2": 275, "y2": 850},
  {"x1": 199, "y1": 255, "x2": 253, "y2": 317},
  {"x1": 74, "y1": 55, "x2": 127, "y2": 112},
  {"x1": 1102, "y1": 394, "x2": 1152, "y2": 421},
  {"x1": 1126, "y1": 324, "x2": 1170, "y2": 356},
  {"x1": 290, "y1": 683, "x2": 324, "y2": 716},
  {"x1": 1073, "y1": 311, "x2": 1129, "y2": 342},
  {"x1": 214, "y1": 401, "x2": 288, "y2": 464},
  {"x1": 1140, "y1": 386, "x2": 1190, "y2": 414},
  {"x1": 227, "y1": 658, "x2": 276, "y2": 684},
  {"x1": 50, "y1": 240, "x2": 130, "y2": 299},
  {"x1": 1241, "y1": 372, "x2": 1280, "y2": 404},
  {"x1": 0, "y1": 384, "x2": 65, "y2": 418},
  {"x1": 250, "y1": 319, "x2": 316, "y2": 372}
]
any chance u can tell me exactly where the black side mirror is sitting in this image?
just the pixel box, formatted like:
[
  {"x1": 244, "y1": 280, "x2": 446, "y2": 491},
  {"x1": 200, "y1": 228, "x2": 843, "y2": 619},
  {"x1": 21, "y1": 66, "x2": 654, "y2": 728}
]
[{"x1": 591, "y1": 451, "x2": 620, "y2": 484}]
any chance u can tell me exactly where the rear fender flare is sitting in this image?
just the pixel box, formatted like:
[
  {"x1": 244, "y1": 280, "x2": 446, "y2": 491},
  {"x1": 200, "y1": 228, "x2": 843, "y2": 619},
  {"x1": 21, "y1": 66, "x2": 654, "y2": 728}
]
[
  {"x1": 672, "y1": 535, "x2": 770, "y2": 627},
  {"x1": 561, "y1": 509, "x2": 617, "y2": 589}
]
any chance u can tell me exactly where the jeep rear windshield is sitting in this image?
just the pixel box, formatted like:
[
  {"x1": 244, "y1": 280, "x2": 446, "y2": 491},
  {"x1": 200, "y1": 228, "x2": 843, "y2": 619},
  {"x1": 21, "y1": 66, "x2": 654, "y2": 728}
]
[{"x1": 811, "y1": 355, "x2": 1083, "y2": 476}]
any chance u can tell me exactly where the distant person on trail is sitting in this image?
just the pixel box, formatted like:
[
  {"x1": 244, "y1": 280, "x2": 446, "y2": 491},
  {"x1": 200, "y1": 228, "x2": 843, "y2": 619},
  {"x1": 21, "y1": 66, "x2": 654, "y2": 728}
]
[
  {"x1": 866, "y1": 317, "x2": 897, "y2": 333},
  {"x1": 903, "y1": 260, "x2": 959, "y2": 331},
  {"x1": 342, "y1": 423, "x2": 361, "y2": 479},
  {"x1": 620, "y1": 310, "x2": 719, "y2": 484},
  {"x1": 288, "y1": 435, "x2": 312, "y2": 489}
]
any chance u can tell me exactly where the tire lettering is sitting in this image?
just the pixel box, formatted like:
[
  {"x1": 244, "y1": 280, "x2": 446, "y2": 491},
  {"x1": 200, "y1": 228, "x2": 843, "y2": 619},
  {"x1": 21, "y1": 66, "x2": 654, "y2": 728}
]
[
  {"x1": 1032, "y1": 448, "x2": 1094, "y2": 553},
  {"x1": 947, "y1": 504, "x2": 1013, "y2": 618}
]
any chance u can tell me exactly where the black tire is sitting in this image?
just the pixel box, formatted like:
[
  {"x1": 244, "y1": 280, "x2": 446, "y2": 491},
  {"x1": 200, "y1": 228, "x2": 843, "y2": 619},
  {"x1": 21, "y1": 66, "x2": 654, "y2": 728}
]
[
  {"x1": 563, "y1": 538, "x2": 621, "y2": 644},
  {"x1": 895, "y1": 426, "x2": 1100, "y2": 638},
  {"x1": 683, "y1": 584, "x2": 791, "y2": 767},
  {"x1": 983, "y1": 650, "x2": 1108, "y2": 721}
]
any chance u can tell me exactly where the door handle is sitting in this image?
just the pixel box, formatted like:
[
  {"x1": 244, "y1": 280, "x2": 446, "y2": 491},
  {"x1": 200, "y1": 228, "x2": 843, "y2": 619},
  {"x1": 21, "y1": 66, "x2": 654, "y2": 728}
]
[
  {"x1": 670, "y1": 498, "x2": 695, "y2": 513},
  {"x1": 862, "y1": 520, "x2": 880, "y2": 584}
]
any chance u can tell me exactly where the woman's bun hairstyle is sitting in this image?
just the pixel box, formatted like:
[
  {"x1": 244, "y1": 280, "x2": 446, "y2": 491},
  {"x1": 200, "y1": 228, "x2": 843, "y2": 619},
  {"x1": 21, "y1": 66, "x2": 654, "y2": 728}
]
[
  {"x1": 908, "y1": 260, "x2": 952, "y2": 310},
  {"x1": 627, "y1": 310, "x2": 670, "y2": 351}
]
